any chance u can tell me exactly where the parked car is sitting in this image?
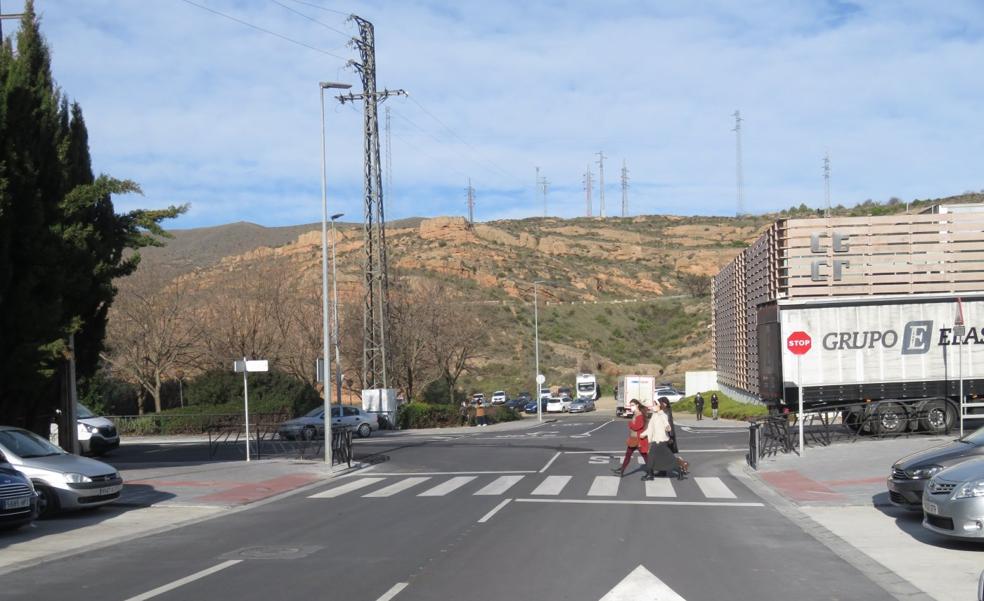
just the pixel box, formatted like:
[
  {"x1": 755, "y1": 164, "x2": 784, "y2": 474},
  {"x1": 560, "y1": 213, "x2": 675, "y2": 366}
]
[
  {"x1": 516, "y1": 392, "x2": 532, "y2": 402},
  {"x1": 922, "y1": 456, "x2": 984, "y2": 540},
  {"x1": 569, "y1": 398, "x2": 595, "y2": 413},
  {"x1": 558, "y1": 387, "x2": 573, "y2": 399},
  {"x1": 0, "y1": 455, "x2": 37, "y2": 530},
  {"x1": 278, "y1": 406, "x2": 380, "y2": 440},
  {"x1": 654, "y1": 388, "x2": 685, "y2": 404},
  {"x1": 491, "y1": 391, "x2": 507, "y2": 405},
  {"x1": 524, "y1": 399, "x2": 548, "y2": 414},
  {"x1": 0, "y1": 426, "x2": 122, "y2": 518},
  {"x1": 77, "y1": 403, "x2": 120, "y2": 456},
  {"x1": 539, "y1": 388, "x2": 551, "y2": 400},
  {"x1": 471, "y1": 393, "x2": 486, "y2": 405},
  {"x1": 546, "y1": 396, "x2": 567, "y2": 413},
  {"x1": 505, "y1": 397, "x2": 528, "y2": 411},
  {"x1": 888, "y1": 425, "x2": 984, "y2": 510}
]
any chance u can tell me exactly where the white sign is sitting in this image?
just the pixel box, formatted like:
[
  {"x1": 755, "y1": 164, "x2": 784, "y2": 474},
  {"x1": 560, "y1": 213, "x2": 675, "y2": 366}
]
[
  {"x1": 536, "y1": 374, "x2": 546, "y2": 384},
  {"x1": 600, "y1": 565, "x2": 687, "y2": 601},
  {"x1": 234, "y1": 359, "x2": 269, "y2": 373}
]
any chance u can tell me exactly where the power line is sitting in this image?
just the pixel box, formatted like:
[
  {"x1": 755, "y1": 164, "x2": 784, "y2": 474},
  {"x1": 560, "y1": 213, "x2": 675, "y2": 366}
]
[
  {"x1": 268, "y1": 0, "x2": 352, "y2": 38},
  {"x1": 283, "y1": 0, "x2": 353, "y2": 17},
  {"x1": 180, "y1": 0, "x2": 349, "y2": 61}
]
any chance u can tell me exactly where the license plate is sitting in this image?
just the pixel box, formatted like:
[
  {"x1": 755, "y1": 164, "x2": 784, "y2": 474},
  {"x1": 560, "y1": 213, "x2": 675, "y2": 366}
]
[
  {"x1": 923, "y1": 500, "x2": 939, "y2": 515},
  {"x1": 2, "y1": 497, "x2": 30, "y2": 510},
  {"x1": 99, "y1": 486, "x2": 121, "y2": 496}
]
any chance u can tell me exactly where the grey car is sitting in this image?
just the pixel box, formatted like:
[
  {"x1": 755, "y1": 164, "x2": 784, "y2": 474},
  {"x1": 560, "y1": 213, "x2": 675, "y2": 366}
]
[
  {"x1": 922, "y1": 457, "x2": 984, "y2": 540},
  {"x1": 278, "y1": 405, "x2": 379, "y2": 440},
  {"x1": 888, "y1": 425, "x2": 984, "y2": 510},
  {"x1": 569, "y1": 398, "x2": 595, "y2": 413},
  {"x1": 0, "y1": 426, "x2": 122, "y2": 517}
]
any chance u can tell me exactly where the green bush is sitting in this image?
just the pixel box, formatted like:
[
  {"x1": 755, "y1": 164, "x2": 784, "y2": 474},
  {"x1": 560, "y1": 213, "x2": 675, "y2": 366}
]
[
  {"x1": 673, "y1": 391, "x2": 768, "y2": 421},
  {"x1": 396, "y1": 402, "x2": 457, "y2": 429},
  {"x1": 185, "y1": 370, "x2": 320, "y2": 417}
]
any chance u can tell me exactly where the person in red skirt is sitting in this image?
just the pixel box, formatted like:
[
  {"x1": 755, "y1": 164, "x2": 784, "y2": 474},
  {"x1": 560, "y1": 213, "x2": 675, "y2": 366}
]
[{"x1": 611, "y1": 399, "x2": 649, "y2": 477}]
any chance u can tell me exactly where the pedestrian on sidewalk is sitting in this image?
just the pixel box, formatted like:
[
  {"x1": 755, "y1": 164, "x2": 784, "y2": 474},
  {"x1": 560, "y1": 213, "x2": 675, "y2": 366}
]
[
  {"x1": 710, "y1": 393, "x2": 719, "y2": 420},
  {"x1": 642, "y1": 401, "x2": 679, "y2": 481},
  {"x1": 459, "y1": 401, "x2": 469, "y2": 426},
  {"x1": 612, "y1": 399, "x2": 649, "y2": 477},
  {"x1": 659, "y1": 397, "x2": 689, "y2": 477},
  {"x1": 475, "y1": 402, "x2": 488, "y2": 427},
  {"x1": 694, "y1": 392, "x2": 705, "y2": 421}
]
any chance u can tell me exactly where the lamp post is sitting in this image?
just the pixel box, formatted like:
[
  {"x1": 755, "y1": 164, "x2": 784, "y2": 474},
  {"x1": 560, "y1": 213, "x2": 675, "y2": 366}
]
[
  {"x1": 320, "y1": 80, "x2": 351, "y2": 468},
  {"x1": 330, "y1": 212, "x2": 344, "y2": 410},
  {"x1": 533, "y1": 280, "x2": 545, "y2": 423}
]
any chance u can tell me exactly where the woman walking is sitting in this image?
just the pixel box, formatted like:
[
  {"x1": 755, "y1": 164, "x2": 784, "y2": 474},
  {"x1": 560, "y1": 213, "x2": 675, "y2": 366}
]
[
  {"x1": 611, "y1": 400, "x2": 649, "y2": 477},
  {"x1": 642, "y1": 401, "x2": 681, "y2": 480},
  {"x1": 658, "y1": 397, "x2": 689, "y2": 477}
]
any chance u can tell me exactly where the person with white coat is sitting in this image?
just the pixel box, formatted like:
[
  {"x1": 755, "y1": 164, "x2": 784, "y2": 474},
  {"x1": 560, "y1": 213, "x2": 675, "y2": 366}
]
[{"x1": 641, "y1": 403, "x2": 680, "y2": 480}]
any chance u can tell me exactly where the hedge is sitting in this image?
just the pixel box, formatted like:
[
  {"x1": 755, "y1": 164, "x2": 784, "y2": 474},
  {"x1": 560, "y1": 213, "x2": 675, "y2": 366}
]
[{"x1": 671, "y1": 391, "x2": 768, "y2": 421}]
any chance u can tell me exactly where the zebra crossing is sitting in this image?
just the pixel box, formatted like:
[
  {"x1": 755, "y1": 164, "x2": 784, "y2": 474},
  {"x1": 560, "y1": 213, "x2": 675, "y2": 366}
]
[{"x1": 308, "y1": 473, "x2": 749, "y2": 502}]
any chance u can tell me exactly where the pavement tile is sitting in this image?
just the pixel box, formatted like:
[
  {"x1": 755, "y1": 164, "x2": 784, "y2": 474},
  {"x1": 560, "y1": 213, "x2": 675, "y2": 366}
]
[{"x1": 758, "y1": 469, "x2": 848, "y2": 503}]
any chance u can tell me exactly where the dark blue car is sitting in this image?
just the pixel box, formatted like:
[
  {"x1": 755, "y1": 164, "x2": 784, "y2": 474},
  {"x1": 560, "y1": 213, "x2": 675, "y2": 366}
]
[
  {"x1": 0, "y1": 456, "x2": 38, "y2": 530},
  {"x1": 524, "y1": 399, "x2": 548, "y2": 414}
]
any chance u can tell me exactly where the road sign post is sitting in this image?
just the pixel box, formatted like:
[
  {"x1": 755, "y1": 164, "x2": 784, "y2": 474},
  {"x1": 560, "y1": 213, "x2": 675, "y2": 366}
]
[
  {"x1": 786, "y1": 331, "x2": 812, "y2": 456},
  {"x1": 234, "y1": 358, "x2": 269, "y2": 462}
]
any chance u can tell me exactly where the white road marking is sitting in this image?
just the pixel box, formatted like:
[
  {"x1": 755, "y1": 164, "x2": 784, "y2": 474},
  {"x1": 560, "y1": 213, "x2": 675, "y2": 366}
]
[
  {"x1": 309, "y1": 478, "x2": 386, "y2": 498},
  {"x1": 694, "y1": 477, "x2": 737, "y2": 499},
  {"x1": 361, "y1": 471, "x2": 534, "y2": 476},
  {"x1": 563, "y1": 449, "x2": 741, "y2": 454},
  {"x1": 516, "y1": 498, "x2": 763, "y2": 508},
  {"x1": 577, "y1": 419, "x2": 615, "y2": 437},
  {"x1": 600, "y1": 565, "x2": 686, "y2": 601},
  {"x1": 539, "y1": 451, "x2": 562, "y2": 473},
  {"x1": 637, "y1": 456, "x2": 645, "y2": 465},
  {"x1": 123, "y1": 560, "x2": 242, "y2": 601},
  {"x1": 531, "y1": 475, "x2": 572, "y2": 495},
  {"x1": 418, "y1": 476, "x2": 477, "y2": 496},
  {"x1": 477, "y1": 498, "x2": 512, "y2": 523},
  {"x1": 363, "y1": 477, "x2": 430, "y2": 498},
  {"x1": 644, "y1": 479, "x2": 676, "y2": 498},
  {"x1": 474, "y1": 475, "x2": 524, "y2": 496},
  {"x1": 375, "y1": 582, "x2": 409, "y2": 601},
  {"x1": 588, "y1": 476, "x2": 621, "y2": 496}
]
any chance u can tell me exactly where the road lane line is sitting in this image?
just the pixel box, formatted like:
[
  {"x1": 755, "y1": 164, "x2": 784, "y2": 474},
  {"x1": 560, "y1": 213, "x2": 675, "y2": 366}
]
[
  {"x1": 474, "y1": 475, "x2": 524, "y2": 496},
  {"x1": 645, "y1": 479, "x2": 677, "y2": 497},
  {"x1": 539, "y1": 452, "x2": 561, "y2": 473},
  {"x1": 531, "y1": 475, "x2": 571, "y2": 495},
  {"x1": 588, "y1": 476, "x2": 620, "y2": 496},
  {"x1": 418, "y1": 476, "x2": 477, "y2": 496},
  {"x1": 375, "y1": 582, "x2": 408, "y2": 601},
  {"x1": 124, "y1": 560, "x2": 242, "y2": 601},
  {"x1": 361, "y1": 471, "x2": 534, "y2": 476},
  {"x1": 577, "y1": 419, "x2": 614, "y2": 436},
  {"x1": 477, "y1": 498, "x2": 512, "y2": 523},
  {"x1": 309, "y1": 478, "x2": 386, "y2": 499},
  {"x1": 516, "y1": 498, "x2": 763, "y2": 508},
  {"x1": 694, "y1": 477, "x2": 738, "y2": 499},
  {"x1": 364, "y1": 477, "x2": 430, "y2": 498},
  {"x1": 564, "y1": 449, "x2": 742, "y2": 454}
]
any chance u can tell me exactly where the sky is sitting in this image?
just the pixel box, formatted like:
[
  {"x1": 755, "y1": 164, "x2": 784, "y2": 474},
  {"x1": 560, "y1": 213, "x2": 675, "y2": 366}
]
[{"x1": 7, "y1": 0, "x2": 984, "y2": 229}]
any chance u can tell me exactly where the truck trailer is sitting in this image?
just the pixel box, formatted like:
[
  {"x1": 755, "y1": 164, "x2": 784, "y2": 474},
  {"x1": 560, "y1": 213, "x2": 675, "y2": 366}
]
[{"x1": 615, "y1": 375, "x2": 656, "y2": 417}]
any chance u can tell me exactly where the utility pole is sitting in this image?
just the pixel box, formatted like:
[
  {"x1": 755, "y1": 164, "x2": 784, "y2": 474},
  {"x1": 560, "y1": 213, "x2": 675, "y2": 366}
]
[
  {"x1": 596, "y1": 151, "x2": 607, "y2": 217},
  {"x1": 583, "y1": 166, "x2": 593, "y2": 217},
  {"x1": 336, "y1": 15, "x2": 406, "y2": 390},
  {"x1": 733, "y1": 110, "x2": 744, "y2": 217},
  {"x1": 535, "y1": 166, "x2": 540, "y2": 216},
  {"x1": 620, "y1": 159, "x2": 629, "y2": 217},
  {"x1": 466, "y1": 178, "x2": 476, "y2": 223},
  {"x1": 0, "y1": 0, "x2": 26, "y2": 40},
  {"x1": 385, "y1": 105, "x2": 393, "y2": 205},
  {"x1": 540, "y1": 177, "x2": 550, "y2": 216},
  {"x1": 823, "y1": 152, "x2": 831, "y2": 217}
]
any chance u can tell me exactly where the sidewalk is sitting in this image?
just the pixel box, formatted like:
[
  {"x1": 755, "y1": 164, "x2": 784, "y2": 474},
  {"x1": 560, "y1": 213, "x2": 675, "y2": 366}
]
[{"x1": 733, "y1": 436, "x2": 982, "y2": 601}]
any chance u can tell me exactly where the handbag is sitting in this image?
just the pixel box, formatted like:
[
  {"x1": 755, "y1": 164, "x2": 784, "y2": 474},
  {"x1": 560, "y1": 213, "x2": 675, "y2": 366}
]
[{"x1": 626, "y1": 431, "x2": 639, "y2": 448}]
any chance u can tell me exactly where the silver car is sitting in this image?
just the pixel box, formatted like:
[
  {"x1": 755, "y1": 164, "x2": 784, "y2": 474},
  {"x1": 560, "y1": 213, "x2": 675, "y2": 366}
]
[
  {"x1": 922, "y1": 456, "x2": 984, "y2": 540},
  {"x1": 278, "y1": 406, "x2": 379, "y2": 440},
  {"x1": 568, "y1": 398, "x2": 595, "y2": 413},
  {"x1": 0, "y1": 426, "x2": 122, "y2": 517}
]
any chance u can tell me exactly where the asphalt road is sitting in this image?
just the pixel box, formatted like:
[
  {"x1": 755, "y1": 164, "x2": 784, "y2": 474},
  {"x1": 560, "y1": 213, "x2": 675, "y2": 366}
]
[{"x1": 2, "y1": 413, "x2": 899, "y2": 601}]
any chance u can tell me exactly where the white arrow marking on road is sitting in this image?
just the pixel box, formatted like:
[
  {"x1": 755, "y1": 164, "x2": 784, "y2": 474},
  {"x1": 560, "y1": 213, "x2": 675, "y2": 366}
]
[{"x1": 599, "y1": 565, "x2": 687, "y2": 601}]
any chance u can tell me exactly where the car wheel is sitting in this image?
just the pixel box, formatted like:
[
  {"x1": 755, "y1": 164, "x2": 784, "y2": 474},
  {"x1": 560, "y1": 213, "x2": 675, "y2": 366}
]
[
  {"x1": 35, "y1": 484, "x2": 60, "y2": 518},
  {"x1": 873, "y1": 402, "x2": 907, "y2": 435},
  {"x1": 301, "y1": 426, "x2": 317, "y2": 441},
  {"x1": 358, "y1": 423, "x2": 372, "y2": 438},
  {"x1": 919, "y1": 400, "x2": 956, "y2": 434}
]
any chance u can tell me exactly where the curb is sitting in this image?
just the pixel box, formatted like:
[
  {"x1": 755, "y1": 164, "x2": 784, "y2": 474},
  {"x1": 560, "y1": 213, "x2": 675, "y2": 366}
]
[{"x1": 727, "y1": 459, "x2": 934, "y2": 601}]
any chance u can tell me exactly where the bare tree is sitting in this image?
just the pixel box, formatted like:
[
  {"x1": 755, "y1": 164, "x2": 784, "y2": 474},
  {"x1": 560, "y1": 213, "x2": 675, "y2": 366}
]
[
  {"x1": 677, "y1": 271, "x2": 712, "y2": 297},
  {"x1": 388, "y1": 278, "x2": 439, "y2": 402},
  {"x1": 101, "y1": 269, "x2": 200, "y2": 414},
  {"x1": 426, "y1": 282, "x2": 486, "y2": 404}
]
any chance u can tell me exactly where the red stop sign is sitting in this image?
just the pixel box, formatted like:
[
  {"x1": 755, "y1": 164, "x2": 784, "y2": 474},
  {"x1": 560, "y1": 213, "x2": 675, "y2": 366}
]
[{"x1": 787, "y1": 331, "x2": 812, "y2": 355}]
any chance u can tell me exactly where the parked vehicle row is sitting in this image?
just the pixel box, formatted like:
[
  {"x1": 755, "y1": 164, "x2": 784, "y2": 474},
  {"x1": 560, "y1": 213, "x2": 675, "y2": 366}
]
[{"x1": 888, "y1": 425, "x2": 984, "y2": 541}]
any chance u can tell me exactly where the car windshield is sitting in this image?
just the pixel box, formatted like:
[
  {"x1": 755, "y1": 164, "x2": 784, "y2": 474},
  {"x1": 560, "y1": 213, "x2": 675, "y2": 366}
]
[
  {"x1": 577, "y1": 383, "x2": 594, "y2": 391},
  {"x1": 959, "y1": 425, "x2": 984, "y2": 445},
  {"x1": 77, "y1": 403, "x2": 96, "y2": 418},
  {"x1": 0, "y1": 429, "x2": 64, "y2": 458},
  {"x1": 303, "y1": 407, "x2": 324, "y2": 418}
]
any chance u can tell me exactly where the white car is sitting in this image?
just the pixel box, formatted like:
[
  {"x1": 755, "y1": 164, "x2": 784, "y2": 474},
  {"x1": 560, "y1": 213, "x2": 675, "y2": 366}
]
[
  {"x1": 546, "y1": 396, "x2": 568, "y2": 413},
  {"x1": 654, "y1": 388, "x2": 685, "y2": 404},
  {"x1": 77, "y1": 403, "x2": 120, "y2": 456},
  {"x1": 491, "y1": 391, "x2": 507, "y2": 405}
]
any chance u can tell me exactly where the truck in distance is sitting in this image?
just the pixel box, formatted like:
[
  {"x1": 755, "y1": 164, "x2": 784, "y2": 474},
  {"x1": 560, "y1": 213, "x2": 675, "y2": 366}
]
[
  {"x1": 615, "y1": 375, "x2": 656, "y2": 417},
  {"x1": 575, "y1": 373, "x2": 599, "y2": 400}
]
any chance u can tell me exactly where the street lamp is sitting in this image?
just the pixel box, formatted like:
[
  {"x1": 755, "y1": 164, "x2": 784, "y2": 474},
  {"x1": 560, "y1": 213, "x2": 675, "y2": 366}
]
[
  {"x1": 330, "y1": 212, "x2": 344, "y2": 411},
  {"x1": 320, "y1": 80, "x2": 351, "y2": 468},
  {"x1": 533, "y1": 280, "x2": 545, "y2": 422}
]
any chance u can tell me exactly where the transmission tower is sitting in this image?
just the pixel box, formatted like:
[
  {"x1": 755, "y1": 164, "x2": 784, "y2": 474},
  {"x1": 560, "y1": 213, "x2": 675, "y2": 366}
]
[
  {"x1": 596, "y1": 151, "x2": 607, "y2": 217},
  {"x1": 733, "y1": 110, "x2": 744, "y2": 217},
  {"x1": 466, "y1": 178, "x2": 476, "y2": 223},
  {"x1": 583, "y1": 165, "x2": 593, "y2": 217},
  {"x1": 620, "y1": 159, "x2": 629, "y2": 217},
  {"x1": 336, "y1": 15, "x2": 406, "y2": 390},
  {"x1": 385, "y1": 105, "x2": 392, "y2": 204},
  {"x1": 823, "y1": 152, "x2": 831, "y2": 217},
  {"x1": 540, "y1": 177, "x2": 550, "y2": 216}
]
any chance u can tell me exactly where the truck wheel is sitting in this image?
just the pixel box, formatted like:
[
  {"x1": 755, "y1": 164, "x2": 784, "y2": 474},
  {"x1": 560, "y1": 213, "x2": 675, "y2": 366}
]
[
  {"x1": 873, "y1": 403, "x2": 907, "y2": 435},
  {"x1": 919, "y1": 400, "x2": 956, "y2": 434}
]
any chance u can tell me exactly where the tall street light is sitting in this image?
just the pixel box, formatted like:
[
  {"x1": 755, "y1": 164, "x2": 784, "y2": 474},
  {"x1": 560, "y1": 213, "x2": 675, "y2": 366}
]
[
  {"x1": 320, "y1": 80, "x2": 351, "y2": 468},
  {"x1": 533, "y1": 280, "x2": 545, "y2": 423},
  {"x1": 330, "y1": 212, "x2": 345, "y2": 411}
]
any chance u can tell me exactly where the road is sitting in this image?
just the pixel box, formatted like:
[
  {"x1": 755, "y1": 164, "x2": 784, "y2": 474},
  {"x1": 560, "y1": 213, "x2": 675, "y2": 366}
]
[{"x1": 2, "y1": 413, "x2": 898, "y2": 601}]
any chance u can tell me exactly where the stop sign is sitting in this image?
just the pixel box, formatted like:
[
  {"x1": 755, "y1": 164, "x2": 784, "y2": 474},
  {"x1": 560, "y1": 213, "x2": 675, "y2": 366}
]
[{"x1": 787, "y1": 331, "x2": 812, "y2": 355}]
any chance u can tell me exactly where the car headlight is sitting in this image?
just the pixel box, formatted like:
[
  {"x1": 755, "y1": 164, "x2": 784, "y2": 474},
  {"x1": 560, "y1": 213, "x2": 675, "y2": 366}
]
[
  {"x1": 906, "y1": 465, "x2": 943, "y2": 479},
  {"x1": 953, "y1": 479, "x2": 984, "y2": 499},
  {"x1": 63, "y1": 473, "x2": 93, "y2": 484},
  {"x1": 82, "y1": 424, "x2": 97, "y2": 433}
]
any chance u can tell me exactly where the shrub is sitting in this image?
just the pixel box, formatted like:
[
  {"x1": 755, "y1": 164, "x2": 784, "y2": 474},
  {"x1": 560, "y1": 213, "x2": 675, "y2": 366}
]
[
  {"x1": 673, "y1": 391, "x2": 767, "y2": 421},
  {"x1": 396, "y1": 402, "x2": 457, "y2": 429},
  {"x1": 185, "y1": 370, "x2": 319, "y2": 417}
]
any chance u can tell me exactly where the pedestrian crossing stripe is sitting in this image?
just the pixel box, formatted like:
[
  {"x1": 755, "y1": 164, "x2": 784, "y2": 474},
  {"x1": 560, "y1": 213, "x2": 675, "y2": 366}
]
[{"x1": 309, "y1": 475, "x2": 744, "y2": 501}]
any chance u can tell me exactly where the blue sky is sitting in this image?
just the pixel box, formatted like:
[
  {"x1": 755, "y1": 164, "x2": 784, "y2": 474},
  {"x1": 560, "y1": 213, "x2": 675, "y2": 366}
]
[{"x1": 9, "y1": 1, "x2": 984, "y2": 228}]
